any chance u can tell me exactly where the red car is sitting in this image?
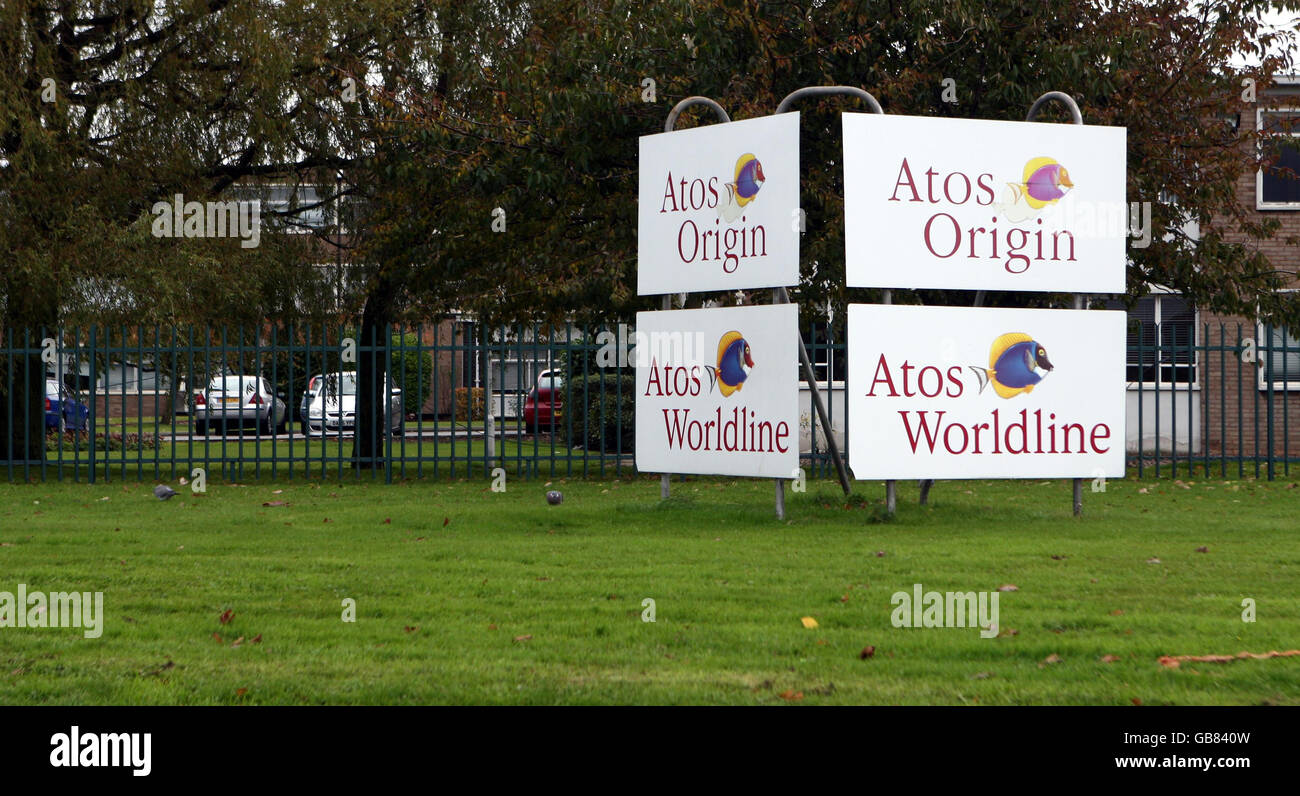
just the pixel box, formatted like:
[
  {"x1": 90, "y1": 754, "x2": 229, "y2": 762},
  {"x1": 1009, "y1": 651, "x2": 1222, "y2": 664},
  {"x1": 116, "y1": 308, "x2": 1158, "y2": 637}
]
[{"x1": 522, "y1": 370, "x2": 564, "y2": 430}]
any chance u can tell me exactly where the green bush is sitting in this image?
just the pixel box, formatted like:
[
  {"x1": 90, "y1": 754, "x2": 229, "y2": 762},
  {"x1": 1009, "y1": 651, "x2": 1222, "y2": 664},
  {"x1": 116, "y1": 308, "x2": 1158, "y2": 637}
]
[
  {"x1": 390, "y1": 332, "x2": 432, "y2": 416},
  {"x1": 562, "y1": 374, "x2": 635, "y2": 453}
]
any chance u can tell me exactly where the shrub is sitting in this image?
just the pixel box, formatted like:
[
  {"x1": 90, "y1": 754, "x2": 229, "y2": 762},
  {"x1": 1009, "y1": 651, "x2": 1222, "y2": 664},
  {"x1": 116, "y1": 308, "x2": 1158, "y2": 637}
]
[
  {"x1": 46, "y1": 431, "x2": 159, "y2": 452},
  {"x1": 390, "y1": 332, "x2": 432, "y2": 416},
  {"x1": 454, "y1": 387, "x2": 485, "y2": 421},
  {"x1": 562, "y1": 374, "x2": 635, "y2": 453}
]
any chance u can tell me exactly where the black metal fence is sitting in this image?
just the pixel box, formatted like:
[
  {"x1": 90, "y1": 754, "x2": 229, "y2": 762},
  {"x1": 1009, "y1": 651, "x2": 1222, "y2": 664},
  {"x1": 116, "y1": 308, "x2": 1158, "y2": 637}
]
[{"x1": 2, "y1": 320, "x2": 1297, "y2": 483}]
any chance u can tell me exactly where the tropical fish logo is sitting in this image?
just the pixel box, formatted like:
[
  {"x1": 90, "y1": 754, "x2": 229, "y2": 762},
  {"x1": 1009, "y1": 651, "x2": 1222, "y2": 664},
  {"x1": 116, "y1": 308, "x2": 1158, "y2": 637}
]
[
  {"x1": 718, "y1": 153, "x2": 765, "y2": 223},
  {"x1": 704, "y1": 330, "x2": 754, "y2": 397},
  {"x1": 969, "y1": 333, "x2": 1054, "y2": 399},
  {"x1": 996, "y1": 156, "x2": 1073, "y2": 223}
]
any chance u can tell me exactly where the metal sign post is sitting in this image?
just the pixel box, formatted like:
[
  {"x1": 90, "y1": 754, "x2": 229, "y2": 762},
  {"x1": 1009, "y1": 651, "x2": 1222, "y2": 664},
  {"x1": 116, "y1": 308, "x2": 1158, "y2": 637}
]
[
  {"x1": 1025, "y1": 91, "x2": 1087, "y2": 518},
  {"x1": 657, "y1": 97, "x2": 731, "y2": 502},
  {"x1": 771, "y1": 86, "x2": 883, "y2": 500}
]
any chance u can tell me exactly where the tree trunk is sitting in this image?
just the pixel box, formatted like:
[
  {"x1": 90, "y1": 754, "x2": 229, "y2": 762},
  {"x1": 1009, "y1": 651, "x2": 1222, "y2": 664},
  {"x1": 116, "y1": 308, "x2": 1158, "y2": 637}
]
[
  {"x1": 352, "y1": 272, "x2": 398, "y2": 469},
  {"x1": 0, "y1": 278, "x2": 59, "y2": 464}
]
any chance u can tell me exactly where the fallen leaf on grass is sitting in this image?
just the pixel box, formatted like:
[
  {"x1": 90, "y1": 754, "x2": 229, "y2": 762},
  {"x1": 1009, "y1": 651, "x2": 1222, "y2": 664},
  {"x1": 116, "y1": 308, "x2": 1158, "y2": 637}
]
[
  {"x1": 404, "y1": 626, "x2": 417, "y2": 633},
  {"x1": 1131, "y1": 697, "x2": 1143, "y2": 706},
  {"x1": 1110, "y1": 609, "x2": 1125, "y2": 616},
  {"x1": 859, "y1": 646, "x2": 875, "y2": 660},
  {"x1": 212, "y1": 633, "x2": 223, "y2": 643},
  {"x1": 778, "y1": 690, "x2": 804, "y2": 701},
  {"x1": 218, "y1": 609, "x2": 234, "y2": 625},
  {"x1": 1100, "y1": 654, "x2": 1121, "y2": 663},
  {"x1": 513, "y1": 634, "x2": 532, "y2": 643},
  {"x1": 840, "y1": 594, "x2": 850, "y2": 603},
  {"x1": 800, "y1": 616, "x2": 819, "y2": 629},
  {"x1": 236, "y1": 688, "x2": 248, "y2": 697},
  {"x1": 1158, "y1": 649, "x2": 1300, "y2": 668},
  {"x1": 443, "y1": 517, "x2": 450, "y2": 526},
  {"x1": 970, "y1": 671, "x2": 991, "y2": 680},
  {"x1": 1195, "y1": 546, "x2": 1209, "y2": 553},
  {"x1": 1138, "y1": 488, "x2": 1149, "y2": 494},
  {"x1": 383, "y1": 518, "x2": 391, "y2": 524},
  {"x1": 1050, "y1": 554, "x2": 1067, "y2": 560},
  {"x1": 1146, "y1": 557, "x2": 1161, "y2": 564},
  {"x1": 252, "y1": 634, "x2": 262, "y2": 644},
  {"x1": 323, "y1": 517, "x2": 332, "y2": 523},
  {"x1": 231, "y1": 636, "x2": 244, "y2": 647},
  {"x1": 262, "y1": 501, "x2": 288, "y2": 507},
  {"x1": 996, "y1": 584, "x2": 1019, "y2": 592},
  {"x1": 487, "y1": 624, "x2": 497, "y2": 631},
  {"x1": 1040, "y1": 653, "x2": 1062, "y2": 667}
]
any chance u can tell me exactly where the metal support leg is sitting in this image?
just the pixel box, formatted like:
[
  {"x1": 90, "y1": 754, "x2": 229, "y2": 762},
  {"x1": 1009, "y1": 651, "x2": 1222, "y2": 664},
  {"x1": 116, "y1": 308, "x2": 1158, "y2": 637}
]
[
  {"x1": 660, "y1": 294, "x2": 671, "y2": 500},
  {"x1": 775, "y1": 479, "x2": 786, "y2": 520},
  {"x1": 777, "y1": 287, "x2": 850, "y2": 495}
]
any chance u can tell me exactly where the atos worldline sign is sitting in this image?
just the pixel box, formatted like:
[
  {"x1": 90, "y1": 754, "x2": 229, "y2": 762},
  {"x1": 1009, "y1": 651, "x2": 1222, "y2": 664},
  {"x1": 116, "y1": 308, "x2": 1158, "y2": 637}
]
[
  {"x1": 638, "y1": 113, "x2": 800, "y2": 295},
  {"x1": 847, "y1": 296, "x2": 1127, "y2": 480},
  {"x1": 843, "y1": 113, "x2": 1127, "y2": 294},
  {"x1": 635, "y1": 304, "x2": 799, "y2": 479}
]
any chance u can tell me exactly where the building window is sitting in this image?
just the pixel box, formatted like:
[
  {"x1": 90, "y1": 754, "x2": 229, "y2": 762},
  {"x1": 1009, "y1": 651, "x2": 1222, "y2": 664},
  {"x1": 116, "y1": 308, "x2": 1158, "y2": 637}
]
[
  {"x1": 1104, "y1": 294, "x2": 1198, "y2": 388},
  {"x1": 1260, "y1": 323, "x2": 1300, "y2": 389},
  {"x1": 235, "y1": 184, "x2": 333, "y2": 232},
  {"x1": 1257, "y1": 109, "x2": 1300, "y2": 209}
]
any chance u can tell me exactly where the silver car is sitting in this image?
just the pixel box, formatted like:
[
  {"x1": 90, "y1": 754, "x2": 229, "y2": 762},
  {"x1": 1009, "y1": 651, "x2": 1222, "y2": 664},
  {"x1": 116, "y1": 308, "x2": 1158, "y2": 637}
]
[
  {"x1": 193, "y1": 375, "x2": 287, "y2": 435},
  {"x1": 303, "y1": 371, "x2": 404, "y2": 436}
]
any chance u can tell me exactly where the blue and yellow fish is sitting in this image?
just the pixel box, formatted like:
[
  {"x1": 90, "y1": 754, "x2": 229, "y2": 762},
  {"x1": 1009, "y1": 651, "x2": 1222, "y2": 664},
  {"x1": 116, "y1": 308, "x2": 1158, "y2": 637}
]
[
  {"x1": 708, "y1": 330, "x2": 754, "y2": 397},
  {"x1": 996, "y1": 156, "x2": 1073, "y2": 222},
  {"x1": 719, "y1": 154, "x2": 765, "y2": 222},
  {"x1": 969, "y1": 333, "x2": 1054, "y2": 399}
]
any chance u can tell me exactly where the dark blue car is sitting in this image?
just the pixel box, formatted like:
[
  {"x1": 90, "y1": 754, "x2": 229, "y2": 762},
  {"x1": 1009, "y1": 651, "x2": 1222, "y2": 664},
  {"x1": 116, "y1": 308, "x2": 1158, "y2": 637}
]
[{"x1": 45, "y1": 379, "x2": 89, "y2": 432}]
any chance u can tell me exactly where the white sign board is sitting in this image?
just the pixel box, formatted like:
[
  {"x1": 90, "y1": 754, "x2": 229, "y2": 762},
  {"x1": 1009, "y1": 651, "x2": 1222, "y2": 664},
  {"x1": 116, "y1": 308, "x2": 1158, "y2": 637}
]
[
  {"x1": 638, "y1": 113, "x2": 800, "y2": 295},
  {"x1": 636, "y1": 304, "x2": 799, "y2": 478},
  {"x1": 847, "y1": 304, "x2": 1125, "y2": 480},
  {"x1": 844, "y1": 113, "x2": 1127, "y2": 293}
]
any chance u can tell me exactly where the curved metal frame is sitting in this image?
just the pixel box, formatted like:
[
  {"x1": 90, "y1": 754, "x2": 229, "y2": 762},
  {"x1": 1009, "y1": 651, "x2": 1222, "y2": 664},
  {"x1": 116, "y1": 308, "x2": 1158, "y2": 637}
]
[
  {"x1": 776, "y1": 86, "x2": 883, "y2": 116},
  {"x1": 664, "y1": 96, "x2": 731, "y2": 133},
  {"x1": 1026, "y1": 91, "x2": 1083, "y2": 125}
]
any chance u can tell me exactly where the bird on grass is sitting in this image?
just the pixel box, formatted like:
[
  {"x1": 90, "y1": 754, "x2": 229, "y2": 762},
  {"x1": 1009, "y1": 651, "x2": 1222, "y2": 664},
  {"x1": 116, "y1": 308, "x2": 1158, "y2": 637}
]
[{"x1": 154, "y1": 484, "x2": 177, "y2": 500}]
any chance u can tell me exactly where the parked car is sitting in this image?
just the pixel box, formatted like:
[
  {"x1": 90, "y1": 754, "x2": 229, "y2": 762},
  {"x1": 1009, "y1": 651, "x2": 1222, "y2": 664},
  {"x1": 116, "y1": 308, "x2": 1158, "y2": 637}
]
[
  {"x1": 193, "y1": 375, "x2": 287, "y2": 435},
  {"x1": 299, "y1": 373, "x2": 325, "y2": 433},
  {"x1": 45, "y1": 379, "x2": 89, "y2": 432},
  {"x1": 523, "y1": 369, "x2": 564, "y2": 430},
  {"x1": 303, "y1": 372, "x2": 404, "y2": 436}
]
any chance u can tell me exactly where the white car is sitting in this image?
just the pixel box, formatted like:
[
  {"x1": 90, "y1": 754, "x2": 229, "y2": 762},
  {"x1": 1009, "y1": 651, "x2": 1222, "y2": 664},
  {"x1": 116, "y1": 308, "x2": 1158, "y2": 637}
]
[
  {"x1": 303, "y1": 371, "x2": 404, "y2": 436},
  {"x1": 193, "y1": 375, "x2": 287, "y2": 435}
]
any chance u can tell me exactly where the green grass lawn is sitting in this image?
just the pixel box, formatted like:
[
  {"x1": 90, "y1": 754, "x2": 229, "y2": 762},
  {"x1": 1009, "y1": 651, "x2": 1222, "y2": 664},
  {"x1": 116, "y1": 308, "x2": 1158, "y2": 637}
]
[{"x1": 0, "y1": 472, "x2": 1297, "y2": 705}]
